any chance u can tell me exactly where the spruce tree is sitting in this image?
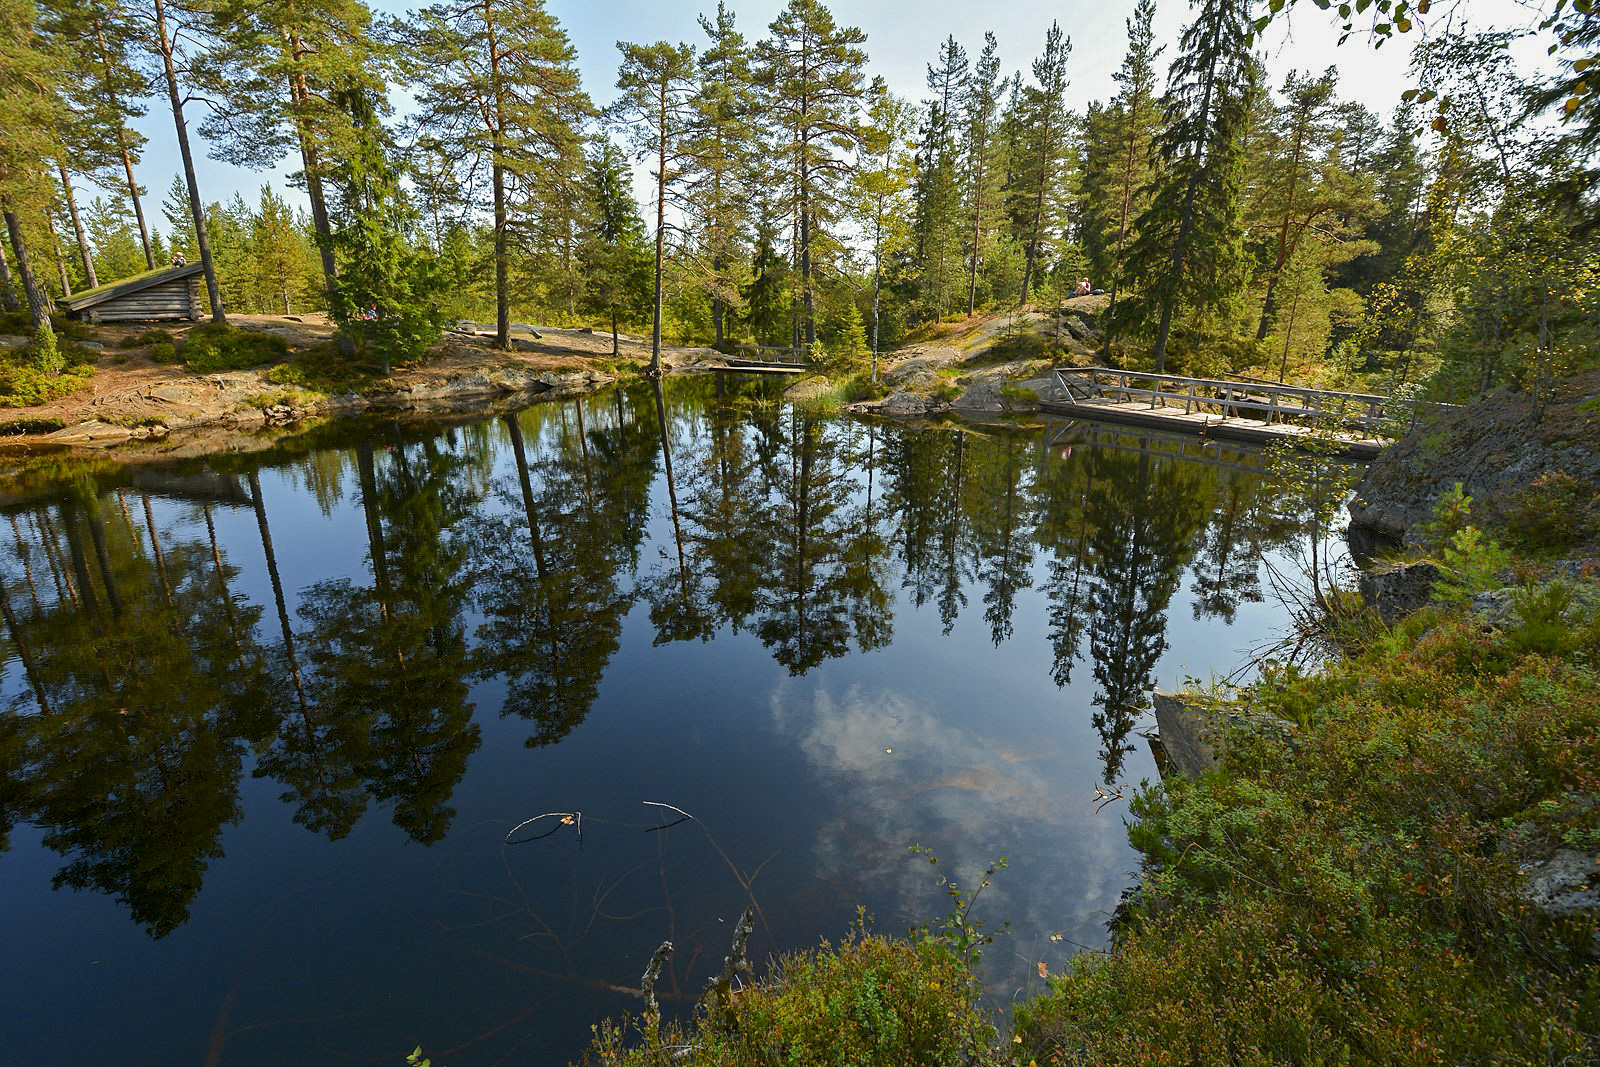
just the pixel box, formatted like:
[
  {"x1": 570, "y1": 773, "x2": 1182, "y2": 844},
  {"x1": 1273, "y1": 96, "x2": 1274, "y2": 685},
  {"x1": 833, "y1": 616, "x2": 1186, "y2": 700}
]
[
  {"x1": 402, "y1": 0, "x2": 590, "y2": 350},
  {"x1": 613, "y1": 40, "x2": 697, "y2": 376},
  {"x1": 1114, "y1": 0, "x2": 1257, "y2": 371},
  {"x1": 577, "y1": 140, "x2": 650, "y2": 357},
  {"x1": 754, "y1": 0, "x2": 868, "y2": 348}
]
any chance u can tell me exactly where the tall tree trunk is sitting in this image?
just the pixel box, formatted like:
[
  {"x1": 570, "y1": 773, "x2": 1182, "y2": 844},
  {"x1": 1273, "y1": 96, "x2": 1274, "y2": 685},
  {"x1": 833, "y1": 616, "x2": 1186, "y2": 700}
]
[
  {"x1": 503, "y1": 413, "x2": 548, "y2": 578},
  {"x1": 1019, "y1": 114, "x2": 1053, "y2": 307},
  {"x1": 57, "y1": 165, "x2": 98, "y2": 288},
  {"x1": 0, "y1": 589, "x2": 52, "y2": 715},
  {"x1": 3, "y1": 203, "x2": 52, "y2": 330},
  {"x1": 650, "y1": 85, "x2": 667, "y2": 376},
  {"x1": 48, "y1": 215, "x2": 72, "y2": 296},
  {"x1": 153, "y1": 0, "x2": 226, "y2": 322},
  {"x1": 967, "y1": 160, "x2": 984, "y2": 316},
  {"x1": 486, "y1": 0, "x2": 511, "y2": 351},
  {"x1": 283, "y1": 34, "x2": 334, "y2": 288},
  {"x1": 0, "y1": 236, "x2": 19, "y2": 313},
  {"x1": 248, "y1": 471, "x2": 308, "y2": 703},
  {"x1": 93, "y1": 18, "x2": 156, "y2": 269}
]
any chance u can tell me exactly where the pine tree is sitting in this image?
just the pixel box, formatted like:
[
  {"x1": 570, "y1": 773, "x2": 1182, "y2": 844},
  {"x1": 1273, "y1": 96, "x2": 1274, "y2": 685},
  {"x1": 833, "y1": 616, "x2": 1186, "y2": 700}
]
[
  {"x1": 687, "y1": 3, "x2": 758, "y2": 350},
  {"x1": 852, "y1": 76, "x2": 915, "y2": 376},
  {"x1": 1252, "y1": 67, "x2": 1339, "y2": 341},
  {"x1": 1010, "y1": 22, "x2": 1071, "y2": 306},
  {"x1": 613, "y1": 39, "x2": 697, "y2": 376},
  {"x1": 1114, "y1": 0, "x2": 1257, "y2": 371},
  {"x1": 403, "y1": 0, "x2": 590, "y2": 350},
  {"x1": 1089, "y1": 0, "x2": 1162, "y2": 349},
  {"x1": 912, "y1": 34, "x2": 967, "y2": 319},
  {"x1": 323, "y1": 84, "x2": 444, "y2": 374},
  {"x1": 754, "y1": 0, "x2": 868, "y2": 348},
  {"x1": 129, "y1": 0, "x2": 225, "y2": 318},
  {"x1": 0, "y1": 0, "x2": 65, "y2": 334},
  {"x1": 961, "y1": 32, "x2": 1005, "y2": 315}
]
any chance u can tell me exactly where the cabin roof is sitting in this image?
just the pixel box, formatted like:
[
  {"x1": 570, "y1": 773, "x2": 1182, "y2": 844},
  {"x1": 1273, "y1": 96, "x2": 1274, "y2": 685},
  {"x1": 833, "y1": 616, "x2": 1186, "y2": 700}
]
[{"x1": 58, "y1": 263, "x2": 204, "y2": 312}]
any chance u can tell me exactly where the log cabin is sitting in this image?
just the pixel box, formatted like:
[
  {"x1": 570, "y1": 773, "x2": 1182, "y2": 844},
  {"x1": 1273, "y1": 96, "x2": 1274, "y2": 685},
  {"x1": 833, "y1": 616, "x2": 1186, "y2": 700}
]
[{"x1": 58, "y1": 263, "x2": 207, "y2": 324}]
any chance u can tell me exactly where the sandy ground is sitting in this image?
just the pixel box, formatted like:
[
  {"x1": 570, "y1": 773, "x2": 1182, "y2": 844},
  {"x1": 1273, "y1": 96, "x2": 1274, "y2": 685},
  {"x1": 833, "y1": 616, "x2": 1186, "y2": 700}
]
[{"x1": 0, "y1": 313, "x2": 720, "y2": 456}]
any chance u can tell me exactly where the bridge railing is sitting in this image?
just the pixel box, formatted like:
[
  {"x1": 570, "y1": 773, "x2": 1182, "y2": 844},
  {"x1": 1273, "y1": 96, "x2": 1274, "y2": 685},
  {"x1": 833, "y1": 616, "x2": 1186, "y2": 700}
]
[
  {"x1": 1050, "y1": 367, "x2": 1430, "y2": 437},
  {"x1": 733, "y1": 344, "x2": 807, "y2": 366}
]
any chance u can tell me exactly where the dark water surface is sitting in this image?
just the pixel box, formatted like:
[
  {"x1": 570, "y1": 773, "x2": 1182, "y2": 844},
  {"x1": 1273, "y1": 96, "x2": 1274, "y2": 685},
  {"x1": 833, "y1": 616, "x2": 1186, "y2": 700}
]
[{"x1": 0, "y1": 379, "x2": 1340, "y2": 1064}]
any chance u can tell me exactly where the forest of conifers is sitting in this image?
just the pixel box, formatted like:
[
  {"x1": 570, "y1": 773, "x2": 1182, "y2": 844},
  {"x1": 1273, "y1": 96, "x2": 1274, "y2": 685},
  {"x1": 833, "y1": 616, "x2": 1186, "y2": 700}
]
[{"x1": 1, "y1": 0, "x2": 1596, "y2": 397}]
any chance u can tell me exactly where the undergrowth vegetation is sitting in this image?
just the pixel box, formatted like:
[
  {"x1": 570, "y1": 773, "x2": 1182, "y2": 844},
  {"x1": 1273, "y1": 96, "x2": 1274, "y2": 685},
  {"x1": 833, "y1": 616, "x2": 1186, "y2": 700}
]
[
  {"x1": 179, "y1": 322, "x2": 290, "y2": 373},
  {"x1": 580, "y1": 923, "x2": 992, "y2": 1066}
]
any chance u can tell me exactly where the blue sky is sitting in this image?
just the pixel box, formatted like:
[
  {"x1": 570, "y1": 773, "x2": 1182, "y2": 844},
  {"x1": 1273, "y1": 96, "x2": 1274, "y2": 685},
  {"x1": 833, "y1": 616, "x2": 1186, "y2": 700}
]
[{"x1": 113, "y1": 0, "x2": 1538, "y2": 232}]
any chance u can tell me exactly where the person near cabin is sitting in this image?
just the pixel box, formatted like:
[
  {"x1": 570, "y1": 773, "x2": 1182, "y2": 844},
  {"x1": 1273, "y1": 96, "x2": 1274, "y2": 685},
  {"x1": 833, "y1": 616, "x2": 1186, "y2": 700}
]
[{"x1": 171, "y1": 252, "x2": 186, "y2": 267}]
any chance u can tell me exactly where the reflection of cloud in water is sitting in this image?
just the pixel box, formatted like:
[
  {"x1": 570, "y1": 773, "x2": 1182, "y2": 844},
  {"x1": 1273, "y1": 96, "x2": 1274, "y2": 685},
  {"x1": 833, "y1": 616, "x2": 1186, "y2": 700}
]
[{"x1": 770, "y1": 681, "x2": 1140, "y2": 996}]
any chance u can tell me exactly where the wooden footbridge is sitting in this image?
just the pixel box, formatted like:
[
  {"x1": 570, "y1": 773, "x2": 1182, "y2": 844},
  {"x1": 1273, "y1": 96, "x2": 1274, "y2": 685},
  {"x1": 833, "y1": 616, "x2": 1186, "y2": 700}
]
[
  {"x1": 1042, "y1": 367, "x2": 1428, "y2": 459},
  {"x1": 719, "y1": 345, "x2": 808, "y2": 376}
]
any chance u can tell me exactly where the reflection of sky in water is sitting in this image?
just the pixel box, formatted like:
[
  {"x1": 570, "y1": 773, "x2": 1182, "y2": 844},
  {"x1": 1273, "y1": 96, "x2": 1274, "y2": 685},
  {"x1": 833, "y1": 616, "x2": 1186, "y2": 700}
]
[{"x1": 0, "y1": 380, "x2": 1353, "y2": 1063}]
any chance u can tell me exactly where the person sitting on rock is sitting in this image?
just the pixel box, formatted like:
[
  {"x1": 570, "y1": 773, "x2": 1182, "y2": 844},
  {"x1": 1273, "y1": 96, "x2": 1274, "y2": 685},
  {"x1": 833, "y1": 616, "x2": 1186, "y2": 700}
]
[{"x1": 1074, "y1": 278, "x2": 1092, "y2": 297}]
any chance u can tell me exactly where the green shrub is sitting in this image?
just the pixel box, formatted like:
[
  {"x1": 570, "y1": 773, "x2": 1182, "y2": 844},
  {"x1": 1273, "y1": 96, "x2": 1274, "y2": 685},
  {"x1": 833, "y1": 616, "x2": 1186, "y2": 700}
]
[
  {"x1": 149, "y1": 342, "x2": 177, "y2": 364},
  {"x1": 0, "y1": 361, "x2": 94, "y2": 407},
  {"x1": 120, "y1": 328, "x2": 175, "y2": 349},
  {"x1": 180, "y1": 322, "x2": 289, "y2": 373},
  {"x1": 1501, "y1": 470, "x2": 1600, "y2": 554},
  {"x1": 581, "y1": 926, "x2": 992, "y2": 1066},
  {"x1": 29, "y1": 326, "x2": 63, "y2": 376},
  {"x1": 0, "y1": 416, "x2": 66, "y2": 435},
  {"x1": 1015, "y1": 612, "x2": 1600, "y2": 1067},
  {"x1": 1433, "y1": 524, "x2": 1512, "y2": 605}
]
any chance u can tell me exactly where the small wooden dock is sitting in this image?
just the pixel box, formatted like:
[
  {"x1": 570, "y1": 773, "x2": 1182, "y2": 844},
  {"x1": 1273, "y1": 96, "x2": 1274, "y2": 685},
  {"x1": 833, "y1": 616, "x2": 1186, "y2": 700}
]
[{"x1": 1041, "y1": 367, "x2": 1418, "y2": 459}]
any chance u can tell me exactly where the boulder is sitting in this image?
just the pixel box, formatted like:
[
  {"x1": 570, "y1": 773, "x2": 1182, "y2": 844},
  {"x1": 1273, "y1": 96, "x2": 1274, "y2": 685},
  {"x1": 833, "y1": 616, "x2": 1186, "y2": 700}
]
[
  {"x1": 0, "y1": 335, "x2": 30, "y2": 350},
  {"x1": 1522, "y1": 849, "x2": 1600, "y2": 919},
  {"x1": 1152, "y1": 691, "x2": 1298, "y2": 779},
  {"x1": 1061, "y1": 314, "x2": 1098, "y2": 342},
  {"x1": 951, "y1": 381, "x2": 1005, "y2": 414},
  {"x1": 877, "y1": 391, "x2": 936, "y2": 417},
  {"x1": 1357, "y1": 560, "x2": 1441, "y2": 624},
  {"x1": 1348, "y1": 370, "x2": 1600, "y2": 544}
]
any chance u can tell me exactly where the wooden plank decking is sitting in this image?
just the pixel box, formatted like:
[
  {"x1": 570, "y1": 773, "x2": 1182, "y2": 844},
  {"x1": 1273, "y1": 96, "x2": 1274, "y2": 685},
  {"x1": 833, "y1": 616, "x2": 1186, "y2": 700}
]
[{"x1": 1040, "y1": 367, "x2": 1417, "y2": 459}]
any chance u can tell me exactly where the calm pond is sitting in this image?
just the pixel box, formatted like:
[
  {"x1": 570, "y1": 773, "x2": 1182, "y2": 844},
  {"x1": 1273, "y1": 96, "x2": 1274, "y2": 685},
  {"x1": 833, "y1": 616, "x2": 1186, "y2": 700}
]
[{"x1": 0, "y1": 378, "x2": 1347, "y2": 1064}]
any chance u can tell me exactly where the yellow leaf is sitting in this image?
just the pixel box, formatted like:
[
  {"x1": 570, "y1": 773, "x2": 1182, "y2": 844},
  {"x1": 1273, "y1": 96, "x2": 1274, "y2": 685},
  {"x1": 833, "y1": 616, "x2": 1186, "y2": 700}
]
[{"x1": 1037, "y1": 961, "x2": 1049, "y2": 978}]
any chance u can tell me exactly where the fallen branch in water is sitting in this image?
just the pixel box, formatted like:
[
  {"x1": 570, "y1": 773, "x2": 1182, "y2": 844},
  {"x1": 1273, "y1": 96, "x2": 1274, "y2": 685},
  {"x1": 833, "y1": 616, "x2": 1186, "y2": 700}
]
[
  {"x1": 504, "y1": 811, "x2": 581, "y2": 845},
  {"x1": 702, "y1": 907, "x2": 755, "y2": 1026},
  {"x1": 641, "y1": 939, "x2": 674, "y2": 1017}
]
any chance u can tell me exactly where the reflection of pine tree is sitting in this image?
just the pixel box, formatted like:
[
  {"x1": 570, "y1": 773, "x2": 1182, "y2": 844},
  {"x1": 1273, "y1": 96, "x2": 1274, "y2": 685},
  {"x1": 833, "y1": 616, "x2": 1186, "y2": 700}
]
[
  {"x1": 1034, "y1": 439, "x2": 1097, "y2": 689},
  {"x1": 881, "y1": 424, "x2": 956, "y2": 614},
  {"x1": 1189, "y1": 473, "x2": 1268, "y2": 623},
  {"x1": 756, "y1": 412, "x2": 855, "y2": 674},
  {"x1": 964, "y1": 432, "x2": 1036, "y2": 646},
  {"x1": 646, "y1": 379, "x2": 770, "y2": 643},
  {"x1": 1083, "y1": 447, "x2": 1210, "y2": 783},
  {"x1": 296, "y1": 436, "x2": 481, "y2": 845},
  {"x1": 470, "y1": 396, "x2": 650, "y2": 749},
  {"x1": 6, "y1": 489, "x2": 273, "y2": 937},
  {"x1": 840, "y1": 424, "x2": 893, "y2": 654}
]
